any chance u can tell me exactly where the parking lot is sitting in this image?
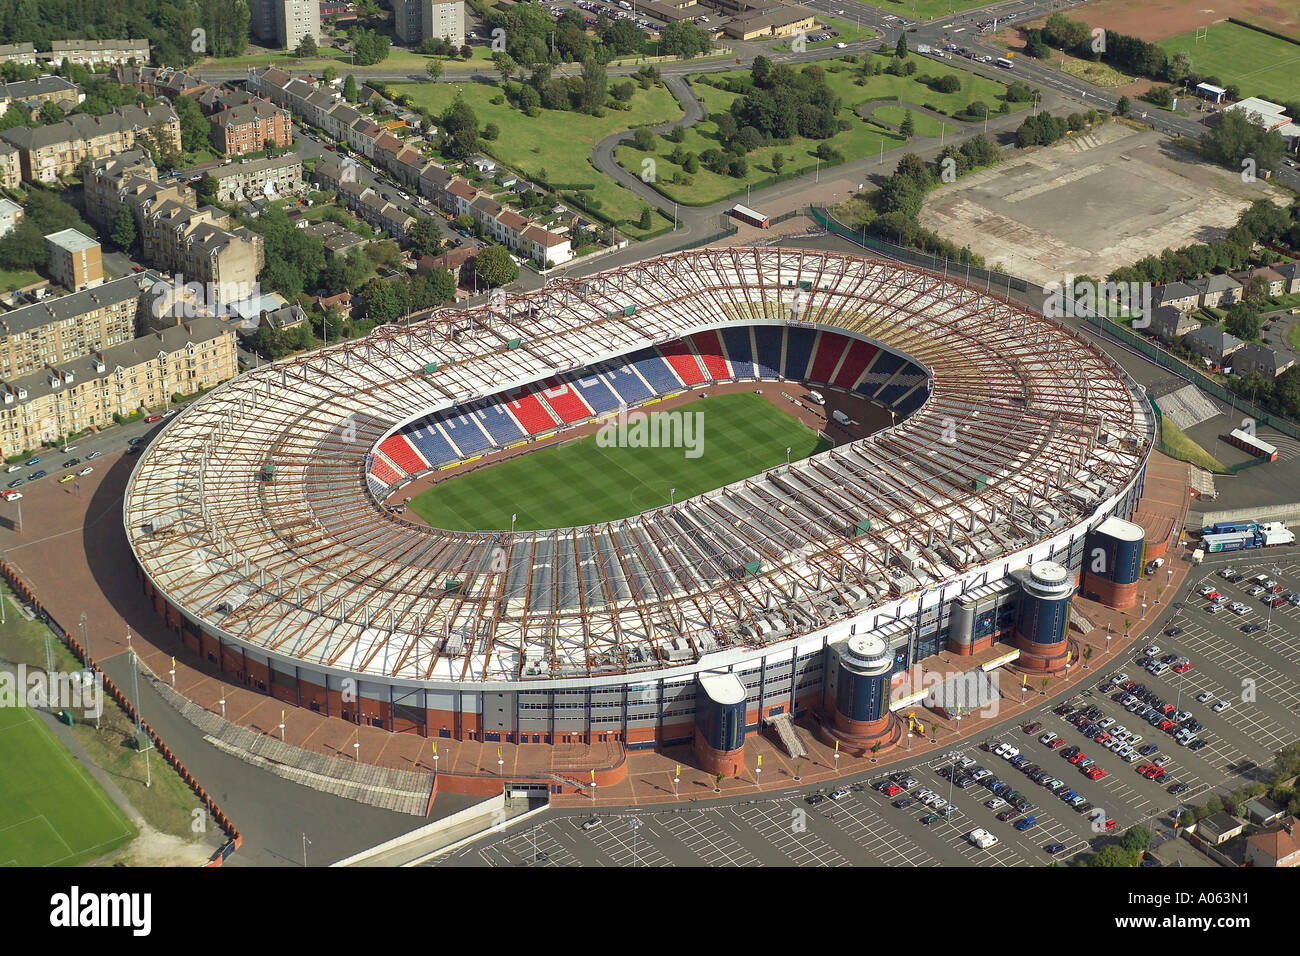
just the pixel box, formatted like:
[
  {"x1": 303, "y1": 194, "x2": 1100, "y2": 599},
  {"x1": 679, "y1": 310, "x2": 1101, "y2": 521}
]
[{"x1": 437, "y1": 547, "x2": 1300, "y2": 868}]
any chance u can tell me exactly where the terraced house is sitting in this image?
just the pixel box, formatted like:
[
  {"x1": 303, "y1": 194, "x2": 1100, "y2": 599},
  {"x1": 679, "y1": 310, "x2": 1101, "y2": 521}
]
[
  {"x1": 0, "y1": 105, "x2": 180, "y2": 183},
  {"x1": 203, "y1": 154, "x2": 304, "y2": 203},
  {"x1": 48, "y1": 38, "x2": 150, "y2": 68},
  {"x1": 0, "y1": 316, "x2": 236, "y2": 458}
]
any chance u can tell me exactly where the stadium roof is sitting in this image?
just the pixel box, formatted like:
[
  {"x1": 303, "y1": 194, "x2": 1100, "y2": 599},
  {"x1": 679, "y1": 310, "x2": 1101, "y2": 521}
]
[{"x1": 124, "y1": 248, "x2": 1153, "y2": 686}]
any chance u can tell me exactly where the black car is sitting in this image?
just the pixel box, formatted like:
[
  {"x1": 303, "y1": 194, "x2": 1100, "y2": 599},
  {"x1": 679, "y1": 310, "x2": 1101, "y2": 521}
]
[
  {"x1": 805, "y1": 793, "x2": 826, "y2": 805},
  {"x1": 62, "y1": 458, "x2": 80, "y2": 467},
  {"x1": 1167, "y1": 782, "x2": 1190, "y2": 795},
  {"x1": 1165, "y1": 627, "x2": 1183, "y2": 636},
  {"x1": 1189, "y1": 739, "x2": 1209, "y2": 752},
  {"x1": 6, "y1": 478, "x2": 22, "y2": 489},
  {"x1": 891, "y1": 797, "x2": 913, "y2": 808},
  {"x1": 127, "y1": 445, "x2": 141, "y2": 454},
  {"x1": 996, "y1": 807, "x2": 1018, "y2": 822},
  {"x1": 29, "y1": 469, "x2": 46, "y2": 480}
]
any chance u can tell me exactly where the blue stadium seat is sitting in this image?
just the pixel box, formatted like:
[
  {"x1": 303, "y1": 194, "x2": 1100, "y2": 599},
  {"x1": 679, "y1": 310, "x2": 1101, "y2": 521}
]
[
  {"x1": 601, "y1": 361, "x2": 653, "y2": 405},
  {"x1": 856, "y1": 350, "x2": 906, "y2": 396},
  {"x1": 439, "y1": 409, "x2": 494, "y2": 456},
  {"x1": 475, "y1": 400, "x2": 527, "y2": 445},
  {"x1": 627, "y1": 348, "x2": 683, "y2": 395},
  {"x1": 782, "y1": 327, "x2": 816, "y2": 380},
  {"x1": 720, "y1": 326, "x2": 757, "y2": 377},
  {"x1": 753, "y1": 326, "x2": 784, "y2": 379},
  {"x1": 404, "y1": 421, "x2": 458, "y2": 467},
  {"x1": 570, "y1": 372, "x2": 620, "y2": 414}
]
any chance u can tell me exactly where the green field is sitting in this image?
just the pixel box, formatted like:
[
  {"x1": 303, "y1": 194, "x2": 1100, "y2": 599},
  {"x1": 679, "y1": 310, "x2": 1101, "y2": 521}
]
[
  {"x1": 408, "y1": 393, "x2": 833, "y2": 531},
  {"x1": 619, "y1": 56, "x2": 1025, "y2": 205},
  {"x1": 0, "y1": 705, "x2": 136, "y2": 866},
  {"x1": 388, "y1": 79, "x2": 682, "y2": 237},
  {"x1": 850, "y1": 0, "x2": 999, "y2": 21},
  {"x1": 1162, "y1": 22, "x2": 1300, "y2": 103}
]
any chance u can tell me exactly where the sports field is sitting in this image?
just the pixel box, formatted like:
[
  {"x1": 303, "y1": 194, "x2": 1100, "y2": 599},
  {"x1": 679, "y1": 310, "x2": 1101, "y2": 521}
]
[
  {"x1": 0, "y1": 705, "x2": 135, "y2": 866},
  {"x1": 408, "y1": 393, "x2": 834, "y2": 531},
  {"x1": 1161, "y1": 21, "x2": 1300, "y2": 102}
]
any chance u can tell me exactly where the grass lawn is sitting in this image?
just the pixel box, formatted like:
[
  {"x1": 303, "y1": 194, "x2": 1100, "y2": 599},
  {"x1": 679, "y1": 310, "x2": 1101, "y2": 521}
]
[
  {"x1": 408, "y1": 392, "x2": 833, "y2": 531},
  {"x1": 389, "y1": 79, "x2": 682, "y2": 237},
  {"x1": 0, "y1": 705, "x2": 136, "y2": 866},
  {"x1": 1161, "y1": 21, "x2": 1300, "y2": 103},
  {"x1": 0, "y1": 267, "x2": 42, "y2": 293},
  {"x1": 770, "y1": 17, "x2": 877, "y2": 50},
  {"x1": 620, "y1": 56, "x2": 1022, "y2": 205},
  {"x1": 872, "y1": 103, "x2": 948, "y2": 137},
  {"x1": 1287, "y1": 322, "x2": 1300, "y2": 352},
  {"x1": 849, "y1": 0, "x2": 995, "y2": 20},
  {"x1": 1061, "y1": 59, "x2": 1132, "y2": 88},
  {"x1": 1160, "y1": 417, "x2": 1226, "y2": 473}
]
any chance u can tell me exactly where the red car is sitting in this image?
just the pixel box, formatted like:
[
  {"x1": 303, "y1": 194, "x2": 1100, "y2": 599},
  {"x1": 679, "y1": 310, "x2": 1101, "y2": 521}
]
[
  {"x1": 1068, "y1": 751, "x2": 1087, "y2": 764},
  {"x1": 1095, "y1": 732, "x2": 1111, "y2": 745},
  {"x1": 1172, "y1": 661, "x2": 1191, "y2": 674},
  {"x1": 1047, "y1": 738, "x2": 1066, "y2": 750},
  {"x1": 145, "y1": 414, "x2": 162, "y2": 423},
  {"x1": 1023, "y1": 721, "x2": 1042, "y2": 734},
  {"x1": 1159, "y1": 720, "x2": 1175, "y2": 732},
  {"x1": 1161, "y1": 704, "x2": 1176, "y2": 715},
  {"x1": 883, "y1": 783, "x2": 902, "y2": 797},
  {"x1": 1150, "y1": 768, "x2": 1165, "y2": 781},
  {"x1": 1269, "y1": 584, "x2": 1285, "y2": 594},
  {"x1": 1203, "y1": 590, "x2": 1220, "y2": 601},
  {"x1": 1103, "y1": 818, "x2": 1116, "y2": 831},
  {"x1": 1084, "y1": 767, "x2": 1107, "y2": 780}
]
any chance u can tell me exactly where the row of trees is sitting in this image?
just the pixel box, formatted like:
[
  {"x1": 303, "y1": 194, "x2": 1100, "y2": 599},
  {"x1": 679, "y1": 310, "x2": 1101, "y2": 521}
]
[
  {"x1": 0, "y1": 191, "x2": 94, "y2": 277},
  {"x1": 1014, "y1": 111, "x2": 1099, "y2": 148},
  {"x1": 1108, "y1": 199, "x2": 1298, "y2": 286}
]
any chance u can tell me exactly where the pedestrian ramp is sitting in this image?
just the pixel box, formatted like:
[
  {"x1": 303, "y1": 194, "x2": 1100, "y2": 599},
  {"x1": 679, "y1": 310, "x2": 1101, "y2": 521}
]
[{"x1": 766, "y1": 712, "x2": 808, "y2": 758}]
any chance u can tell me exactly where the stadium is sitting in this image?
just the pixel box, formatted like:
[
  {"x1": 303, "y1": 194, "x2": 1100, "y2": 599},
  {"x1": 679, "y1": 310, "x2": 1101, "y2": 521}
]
[{"x1": 123, "y1": 247, "x2": 1156, "y2": 778}]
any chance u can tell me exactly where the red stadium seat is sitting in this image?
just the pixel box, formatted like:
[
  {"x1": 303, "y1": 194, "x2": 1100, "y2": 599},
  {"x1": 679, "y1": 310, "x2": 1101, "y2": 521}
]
[
  {"x1": 370, "y1": 457, "x2": 402, "y2": 485},
  {"x1": 808, "y1": 332, "x2": 849, "y2": 385},
  {"x1": 378, "y1": 434, "x2": 428, "y2": 475},
  {"x1": 657, "y1": 340, "x2": 707, "y2": 386},
  {"x1": 832, "y1": 339, "x2": 879, "y2": 390},
  {"x1": 536, "y1": 378, "x2": 594, "y2": 424},
  {"x1": 507, "y1": 389, "x2": 560, "y2": 434},
  {"x1": 690, "y1": 330, "x2": 732, "y2": 381}
]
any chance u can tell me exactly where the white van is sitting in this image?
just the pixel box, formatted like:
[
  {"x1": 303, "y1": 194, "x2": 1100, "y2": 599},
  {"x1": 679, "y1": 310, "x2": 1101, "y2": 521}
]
[
  {"x1": 807, "y1": 390, "x2": 825, "y2": 405},
  {"x1": 968, "y1": 828, "x2": 999, "y2": 848}
]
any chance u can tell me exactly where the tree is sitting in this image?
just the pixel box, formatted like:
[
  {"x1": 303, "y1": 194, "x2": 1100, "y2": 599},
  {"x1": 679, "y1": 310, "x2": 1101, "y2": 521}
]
[
  {"x1": 295, "y1": 34, "x2": 318, "y2": 58},
  {"x1": 1115, "y1": 95, "x2": 1130, "y2": 116},
  {"x1": 440, "y1": 96, "x2": 480, "y2": 159},
  {"x1": 174, "y1": 95, "x2": 211, "y2": 154},
  {"x1": 579, "y1": 55, "x2": 607, "y2": 114},
  {"x1": 895, "y1": 34, "x2": 908, "y2": 58},
  {"x1": 638, "y1": 207, "x2": 653, "y2": 230},
  {"x1": 632, "y1": 126, "x2": 654, "y2": 151},
  {"x1": 899, "y1": 110, "x2": 915, "y2": 137},
  {"x1": 426, "y1": 59, "x2": 444, "y2": 82},
  {"x1": 427, "y1": 266, "x2": 457, "y2": 304},
  {"x1": 492, "y1": 51, "x2": 517, "y2": 86},
  {"x1": 109, "y1": 205, "x2": 136, "y2": 251},
  {"x1": 771, "y1": 151, "x2": 784, "y2": 173},
  {"x1": 343, "y1": 74, "x2": 359, "y2": 103},
  {"x1": 37, "y1": 100, "x2": 64, "y2": 124},
  {"x1": 473, "y1": 244, "x2": 518, "y2": 288},
  {"x1": 1224, "y1": 302, "x2": 1262, "y2": 342},
  {"x1": 408, "y1": 215, "x2": 442, "y2": 257}
]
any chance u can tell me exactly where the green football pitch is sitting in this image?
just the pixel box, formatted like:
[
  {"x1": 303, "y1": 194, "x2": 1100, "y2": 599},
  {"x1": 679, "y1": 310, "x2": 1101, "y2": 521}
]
[
  {"x1": 1161, "y1": 22, "x2": 1300, "y2": 103},
  {"x1": 0, "y1": 705, "x2": 135, "y2": 866},
  {"x1": 408, "y1": 392, "x2": 834, "y2": 531}
]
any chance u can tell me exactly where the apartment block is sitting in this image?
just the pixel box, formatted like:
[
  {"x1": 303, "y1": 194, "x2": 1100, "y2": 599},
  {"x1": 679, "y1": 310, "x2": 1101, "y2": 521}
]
[
  {"x1": 0, "y1": 143, "x2": 20, "y2": 191},
  {"x1": 210, "y1": 98, "x2": 294, "y2": 156},
  {"x1": 114, "y1": 65, "x2": 211, "y2": 101},
  {"x1": 0, "y1": 105, "x2": 180, "y2": 183},
  {"x1": 392, "y1": 0, "x2": 465, "y2": 45},
  {"x1": 0, "y1": 198, "x2": 23, "y2": 238},
  {"x1": 0, "y1": 43, "x2": 38, "y2": 67},
  {"x1": 0, "y1": 272, "x2": 155, "y2": 380},
  {"x1": 0, "y1": 316, "x2": 237, "y2": 458},
  {"x1": 45, "y1": 229, "x2": 104, "y2": 292},
  {"x1": 204, "y1": 154, "x2": 304, "y2": 203},
  {"x1": 83, "y1": 151, "x2": 264, "y2": 303},
  {"x1": 0, "y1": 76, "x2": 85, "y2": 119},
  {"x1": 250, "y1": 0, "x2": 322, "y2": 51}
]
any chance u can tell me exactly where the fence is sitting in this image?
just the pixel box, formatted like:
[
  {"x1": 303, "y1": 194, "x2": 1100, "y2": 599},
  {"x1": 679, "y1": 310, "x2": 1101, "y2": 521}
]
[
  {"x1": 0, "y1": 561, "x2": 242, "y2": 865},
  {"x1": 809, "y1": 206, "x2": 1031, "y2": 293}
]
